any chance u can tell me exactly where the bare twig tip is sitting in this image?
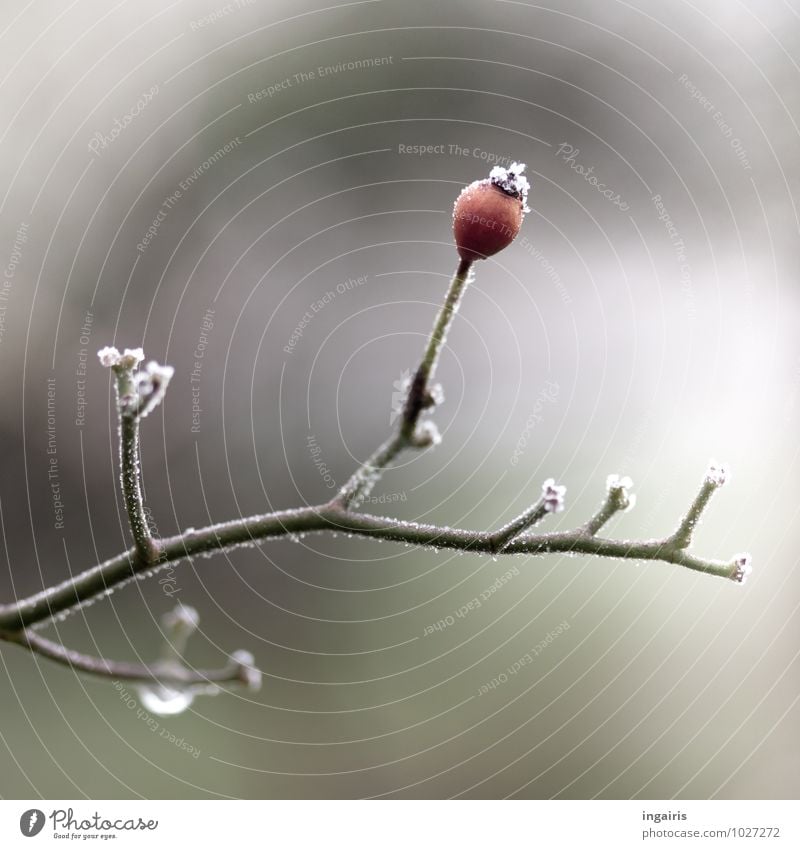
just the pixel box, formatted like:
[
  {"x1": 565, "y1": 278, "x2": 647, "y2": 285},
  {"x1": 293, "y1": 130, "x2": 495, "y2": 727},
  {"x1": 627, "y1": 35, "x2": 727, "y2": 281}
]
[
  {"x1": 705, "y1": 460, "x2": 729, "y2": 487},
  {"x1": 97, "y1": 346, "x2": 145, "y2": 370},
  {"x1": 230, "y1": 650, "x2": 262, "y2": 692},
  {"x1": 606, "y1": 474, "x2": 635, "y2": 512}
]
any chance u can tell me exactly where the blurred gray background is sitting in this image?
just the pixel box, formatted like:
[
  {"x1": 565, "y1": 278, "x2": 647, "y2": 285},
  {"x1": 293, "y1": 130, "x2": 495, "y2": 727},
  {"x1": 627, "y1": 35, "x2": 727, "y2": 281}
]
[{"x1": 0, "y1": 0, "x2": 798, "y2": 799}]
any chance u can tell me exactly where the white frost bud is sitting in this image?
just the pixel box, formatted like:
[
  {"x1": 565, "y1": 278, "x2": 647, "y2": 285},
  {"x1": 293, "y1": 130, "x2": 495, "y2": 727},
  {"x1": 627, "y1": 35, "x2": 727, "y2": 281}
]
[
  {"x1": 98, "y1": 346, "x2": 146, "y2": 371},
  {"x1": 136, "y1": 361, "x2": 174, "y2": 418},
  {"x1": 542, "y1": 478, "x2": 566, "y2": 513},
  {"x1": 731, "y1": 553, "x2": 752, "y2": 585},
  {"x1": 231, "y1": 650, "x2": 262, "y2": 692},
  {"x1": 606, "y1": 474, "x2": 635, "y2": 511},
  {"x1": 705, "y1": 460, "x2": 728, "y2": 487}
]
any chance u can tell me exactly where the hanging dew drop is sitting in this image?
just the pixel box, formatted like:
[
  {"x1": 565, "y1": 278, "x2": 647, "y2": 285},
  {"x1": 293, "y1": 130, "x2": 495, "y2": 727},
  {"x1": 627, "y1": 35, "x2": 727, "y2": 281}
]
[{"x1": 137, "y1": 683, "x2": 195, "y2": 716}]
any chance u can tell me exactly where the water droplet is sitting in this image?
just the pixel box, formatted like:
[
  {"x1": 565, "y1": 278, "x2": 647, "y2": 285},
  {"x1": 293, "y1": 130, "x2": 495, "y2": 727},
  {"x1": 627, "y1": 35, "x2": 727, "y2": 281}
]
[{"x1": 137, "y1": 684, "x2": 195, "y2": 716}]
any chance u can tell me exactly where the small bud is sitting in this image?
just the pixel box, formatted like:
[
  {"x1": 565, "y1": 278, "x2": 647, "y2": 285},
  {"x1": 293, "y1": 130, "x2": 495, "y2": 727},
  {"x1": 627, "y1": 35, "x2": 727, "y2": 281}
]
[
  {"x1": 606, "y1": 474, "x2": 635, "y2": 511},
  {"x1": 705, "y1": 460, "x2": 728, "y2": 487},
  {"x1": 97, "y1": 346, "x2": 121, "y2": 368},
  {"x1": 542, "y1": 478, "x2": 566, "y2": 513},
  {"x1": 118, "y1": 348, "x2": 145, "y2": 370},
  {"x1": 452, "y1": 162, "x2": 530, "y2": 261},
  {"x1": 136, "y1": 361, "x2": 175, "y2": 418}
]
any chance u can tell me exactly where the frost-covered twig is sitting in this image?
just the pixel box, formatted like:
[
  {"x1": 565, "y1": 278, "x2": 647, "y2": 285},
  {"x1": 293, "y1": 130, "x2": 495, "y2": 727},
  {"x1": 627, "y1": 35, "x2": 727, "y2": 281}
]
[
  {"x1": 335, "y1": 257, "x2": 471, "y2": 510},
  {"x1": 0, "y1": 163, "x2": 751, "y2": 707},
  {"x1": 488, "y1": 479, "x2": 564, "y2": 552},
  {"x1": 0, "y1": 473, "x2": 749, "y2": 634},
  {"x1": 1, "y1": 605, "x2": 260, "y2": 691},
  {"x1": 401, "y1": 257, "x2": 473, "y2": 442},
  {"x1": 583, "y1": 475, "x2": 636, "y2": 536},
  {"x1": 3, "y1": 629, "x2": 250, "y2": 686},
  {"x1": 669, "y1": 462, "x2": 726, "y2": 549}
]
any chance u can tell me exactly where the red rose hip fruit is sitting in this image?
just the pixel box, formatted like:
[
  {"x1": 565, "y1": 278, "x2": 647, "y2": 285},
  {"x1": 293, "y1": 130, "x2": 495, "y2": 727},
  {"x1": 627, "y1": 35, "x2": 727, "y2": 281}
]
[{"x1": 452, "y1": 162, "x2": 530, "y2": 261}]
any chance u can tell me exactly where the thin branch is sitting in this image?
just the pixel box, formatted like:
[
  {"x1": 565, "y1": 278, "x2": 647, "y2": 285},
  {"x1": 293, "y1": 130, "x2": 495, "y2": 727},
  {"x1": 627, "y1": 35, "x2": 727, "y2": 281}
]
[
  {"x1": 401, "y1": 256, "x2": 473, "y2": 439},
  {"x1": 583, "y1": 475, "x2": 635, "y2": 536},
  {"x1": 669, "y1": 463, "x2": 727, "y2": 549},
  {"x1": 100, "y1": 348, "x2": 169, "y2": 564},
  {"x1": 317, "y1": 506, "x2": 741, "y2": 582},
  {"x1": 0, "y1": 505, "x2": 324, "y2": 631},
  {"x1": 117, "y1": 412, "x2": 157, "y2": 563},
  {"x1": 0, "y1": 484, "x2": 748, "y2": 634},
  {"x1": 488, "y1": 479, "x2": 564, "y2": 552},
  {"x1": 113, "y1": 352, "x2": 155, "y2": 561},
  {"x1": 336, "y1": 257, "x2": 472, "y2": 509},
  {"x1": 335, "y1": 432, "x2": 406, "y2": 510},
  {"x1": 0, "y1": 604, "x2": 261, "y2": 690}
]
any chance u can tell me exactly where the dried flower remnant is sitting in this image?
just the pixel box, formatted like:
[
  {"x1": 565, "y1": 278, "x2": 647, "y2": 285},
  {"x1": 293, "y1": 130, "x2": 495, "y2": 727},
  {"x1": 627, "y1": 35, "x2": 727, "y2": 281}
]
[{"x1": 542, "y1": 478, "x2": 566, "y2": 513}]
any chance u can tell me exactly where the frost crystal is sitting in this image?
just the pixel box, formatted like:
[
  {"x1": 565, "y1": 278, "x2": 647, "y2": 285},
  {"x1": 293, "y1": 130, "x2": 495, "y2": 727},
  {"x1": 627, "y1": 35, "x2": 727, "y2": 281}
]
[
  {"x1": 542, "y1": 478, "x2": 566, "y2": 513},
  {"x1": 97, "y1": 346, "x2": 121, "y2": 367},
  {"x1": 121, "y1": 348, "x2": 145, "y2": 368},
  {"x1": 731, "y1": 553, "x2": 752, "y2": 585},
  {"x1": 606, "y1": 474, "x2": 635, "y2": 511},
  {"x1": 489, "y1": 162, "x2": 531, "y2": 213},
  {"x1": 705, "y1": 460, "x2": 728, "y2": 487},
  {"x1": 136, "y1": 361, "x2": 175, "y2": 418},
  {"x1": 412, "y1": 420, "x2": 442, "y2": 448},
  {"x1": 97, "y1": 346, "x2": 145, "y2": 370},
  {"x1": 427, "y1": 383, "x2": 445, "y2": 407}
]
